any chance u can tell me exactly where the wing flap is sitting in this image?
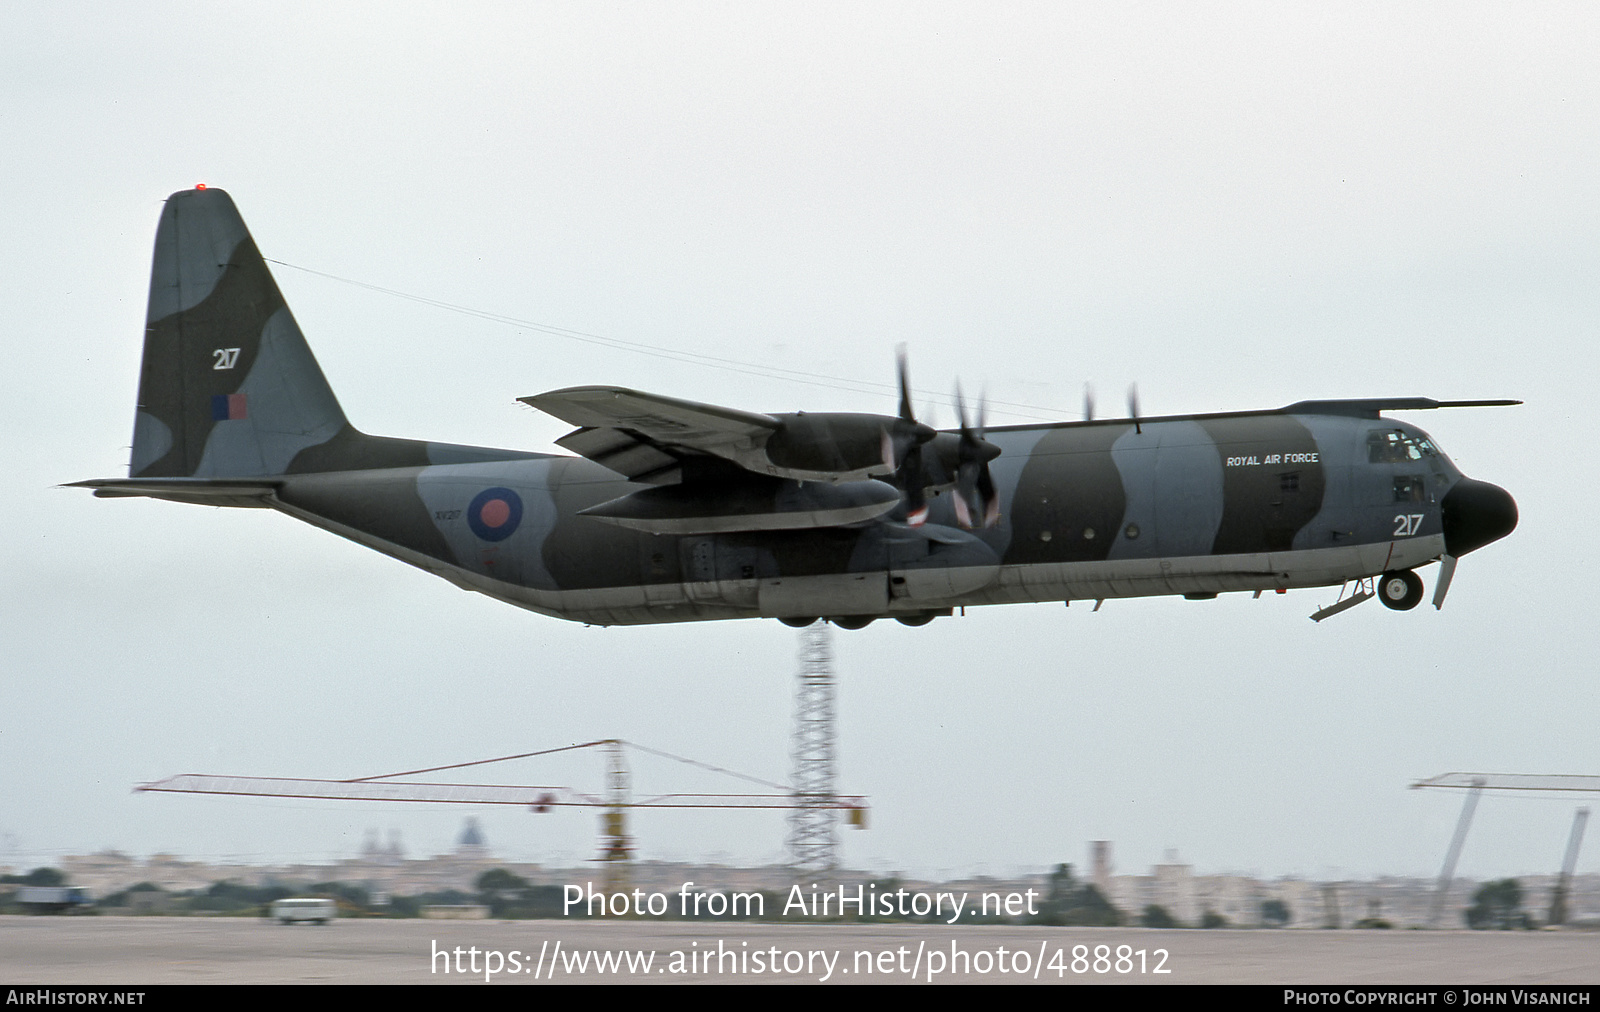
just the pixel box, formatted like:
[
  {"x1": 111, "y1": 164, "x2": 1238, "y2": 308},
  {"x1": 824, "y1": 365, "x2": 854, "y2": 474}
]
[{"x1": 554, "y1": 426, "x2": 685, "y2": 484}]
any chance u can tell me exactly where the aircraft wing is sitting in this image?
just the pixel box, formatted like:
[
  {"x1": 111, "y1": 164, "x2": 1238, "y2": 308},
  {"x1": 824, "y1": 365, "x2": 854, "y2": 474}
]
[
  {"x1": 521, "y1": 386, "x2": 782, "y2": 482},
  {"x1": 522, "y1": 386, "x2": 779, "y2": 441}
]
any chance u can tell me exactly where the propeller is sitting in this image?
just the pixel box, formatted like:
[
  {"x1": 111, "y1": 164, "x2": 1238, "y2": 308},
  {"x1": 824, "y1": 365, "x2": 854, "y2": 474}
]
[
  {"x1": 1128, "y1": 383, "x2": 1142, "y2": 435},
  {"x1": 952, "y1": 383, "x2": 1002, "y2": 529},
  {"x1": 1083, "y1": 383, "x2": 1096, "y2": 422},
  {"x1": 881, "y1": 346, "x2": 937, "y2": 526}
]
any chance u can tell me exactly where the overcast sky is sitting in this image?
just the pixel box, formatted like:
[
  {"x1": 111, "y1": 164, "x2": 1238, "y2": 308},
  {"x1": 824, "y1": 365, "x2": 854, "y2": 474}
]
[{"x1": 4, "y1": 3, "x2": 1599, "y2": 886}]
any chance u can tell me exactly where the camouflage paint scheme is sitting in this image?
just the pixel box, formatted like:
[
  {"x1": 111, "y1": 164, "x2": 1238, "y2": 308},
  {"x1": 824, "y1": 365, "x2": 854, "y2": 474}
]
[{"x1": 76, "y1": 189, "x2": 1519, "y2": 627}]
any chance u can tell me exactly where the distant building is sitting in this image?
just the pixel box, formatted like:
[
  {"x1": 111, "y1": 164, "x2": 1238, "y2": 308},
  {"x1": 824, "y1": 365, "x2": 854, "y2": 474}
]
[
  {"x1": 1090, "y1": 841, "x2": 1113, "y2": 895},
  {"x1": 457, "y1": 818, "x2": 487, "y2": 855}
]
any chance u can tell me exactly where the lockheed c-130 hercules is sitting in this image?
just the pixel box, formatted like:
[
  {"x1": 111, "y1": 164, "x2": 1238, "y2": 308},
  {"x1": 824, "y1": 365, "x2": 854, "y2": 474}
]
[{"x1": 74, "y1": 187, "x2": 1519, "y2": 628}]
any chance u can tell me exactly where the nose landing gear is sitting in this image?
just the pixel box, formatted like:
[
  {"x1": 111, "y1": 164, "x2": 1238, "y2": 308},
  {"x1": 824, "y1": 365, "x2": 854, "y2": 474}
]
[
  {"x1": 1311, "y1": 567, "x2": 1433, "y2": 621},
  {"x1": 1378, "y1": 569, "x2": 1425, "y2": 611}
]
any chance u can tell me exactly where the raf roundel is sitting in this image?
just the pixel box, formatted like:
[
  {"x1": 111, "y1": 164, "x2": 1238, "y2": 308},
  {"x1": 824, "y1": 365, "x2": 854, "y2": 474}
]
[{"x1": 467, "y1": 487, "x2": 524, "y2": 542}]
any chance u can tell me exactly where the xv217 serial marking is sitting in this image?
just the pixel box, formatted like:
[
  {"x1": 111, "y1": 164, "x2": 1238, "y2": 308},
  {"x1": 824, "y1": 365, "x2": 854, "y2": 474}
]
[{"x1": 74, "y1": 188, "x2": 1519, "y2": 628}]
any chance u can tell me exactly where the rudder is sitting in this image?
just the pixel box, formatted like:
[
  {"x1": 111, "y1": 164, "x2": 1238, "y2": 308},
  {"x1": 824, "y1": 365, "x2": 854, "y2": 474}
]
[{"x1": 130, "y1": 187, "x2": 348, "y2": 478}]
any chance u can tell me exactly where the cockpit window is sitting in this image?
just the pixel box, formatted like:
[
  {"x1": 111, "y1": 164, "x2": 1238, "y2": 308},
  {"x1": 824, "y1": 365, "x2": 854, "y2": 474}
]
[{"x1": 1367, "y1": 429, "x2": 1437, "y2": 464}]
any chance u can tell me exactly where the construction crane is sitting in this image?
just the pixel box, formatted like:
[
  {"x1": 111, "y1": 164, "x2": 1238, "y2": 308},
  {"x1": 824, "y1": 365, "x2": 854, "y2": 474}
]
[
  {"x1": 1412, "y1": 772, "x2": 1598, "y2": 927},
  {"x1": 138, "y1": 738, "x2": 867, "y2": 895}
]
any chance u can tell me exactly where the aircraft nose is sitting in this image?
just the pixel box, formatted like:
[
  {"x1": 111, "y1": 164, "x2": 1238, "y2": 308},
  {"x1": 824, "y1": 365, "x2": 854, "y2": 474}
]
[{"x1": 1441, "y1": 477, "x2": 1518, "y2": 556}]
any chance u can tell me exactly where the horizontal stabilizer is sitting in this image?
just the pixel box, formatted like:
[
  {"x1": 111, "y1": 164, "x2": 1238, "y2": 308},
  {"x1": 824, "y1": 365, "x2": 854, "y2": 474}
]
[{"x1": 67, "y1": 477, "x2": 280, "y2": 508}]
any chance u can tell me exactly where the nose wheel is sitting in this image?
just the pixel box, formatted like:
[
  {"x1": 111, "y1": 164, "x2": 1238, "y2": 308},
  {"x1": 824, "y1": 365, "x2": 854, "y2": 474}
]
[{"x1": 1378, "y1": 570, "x2": 1424, "y2": 611}]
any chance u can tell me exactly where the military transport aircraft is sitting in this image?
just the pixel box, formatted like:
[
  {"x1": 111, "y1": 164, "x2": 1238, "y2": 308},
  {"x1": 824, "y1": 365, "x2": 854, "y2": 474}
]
[{"x1": 73, "y1": 187, "x2": 1519, "y2": 628}]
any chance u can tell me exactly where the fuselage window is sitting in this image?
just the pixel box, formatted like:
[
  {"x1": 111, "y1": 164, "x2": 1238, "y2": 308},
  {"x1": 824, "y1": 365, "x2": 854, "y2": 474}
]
[
  {"x1": 1393, "y1": 475, "x2": 1428, "y2": 503},
  {"x1": 1279, "y1": 471, "x2": 1300, "y2": 493}
]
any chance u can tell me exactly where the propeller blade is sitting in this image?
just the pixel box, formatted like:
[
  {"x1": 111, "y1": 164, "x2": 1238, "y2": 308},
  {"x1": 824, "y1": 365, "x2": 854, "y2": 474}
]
[
  {"x1": 1084, "y1": 383, "x2": 1095, "y2": 422},
  {"x1": 977, "y1": 455, "x2": 1000, "y2": 527},
  {"x1": 973, "y1": 389, "x2": 998, "y2": 526},
  {"x1": 898, "y1": 439, "x2": 930, "y2": 526},
  {"x1": 1128, "y1": 383, "x2": 1142, "y2": 435},
  {"x1": 896, "y1": 344, "x2": 916, "y2": 424},
  {"x1": 952, "y1": 489, "x2": 973, "y2": 528},
  {"x1": 902, "y1": 476, "x2": 929, "y2": 526},
  {"x1": 890, "y1": 347, "x2": 934, "y2": 526},
  {"x1": 952, "y1": 383, "x2": 1002, "y2": 529}
]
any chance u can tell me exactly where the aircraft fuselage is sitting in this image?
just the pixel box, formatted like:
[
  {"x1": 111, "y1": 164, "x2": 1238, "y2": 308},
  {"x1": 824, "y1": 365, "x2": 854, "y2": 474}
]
[{"x1": 263, "y1": 410, "x2": 1499, "y2": 626}]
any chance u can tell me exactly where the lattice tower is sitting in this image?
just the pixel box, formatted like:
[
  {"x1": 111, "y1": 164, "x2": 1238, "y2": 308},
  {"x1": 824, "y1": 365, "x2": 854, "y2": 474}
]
[{"x1": 787, "y1": 622, "x2": 838, "y2": 880}]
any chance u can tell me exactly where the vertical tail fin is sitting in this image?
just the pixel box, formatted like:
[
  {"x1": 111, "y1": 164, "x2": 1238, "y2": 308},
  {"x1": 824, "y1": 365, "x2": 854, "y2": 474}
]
[{"x1": 130, "y1": 187, "x2": 348, "y2": 478}]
